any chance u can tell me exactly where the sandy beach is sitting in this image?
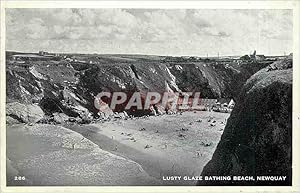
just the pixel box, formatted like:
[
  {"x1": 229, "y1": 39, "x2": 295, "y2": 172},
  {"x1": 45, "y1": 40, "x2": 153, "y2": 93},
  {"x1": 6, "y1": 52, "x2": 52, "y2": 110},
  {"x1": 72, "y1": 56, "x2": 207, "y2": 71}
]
[
  {"x1": 67, "y1": 111, "x2": 230, "y2": 185},
  {"x1": 7, "y1": 111, "x2": 229, "y2": 185}
]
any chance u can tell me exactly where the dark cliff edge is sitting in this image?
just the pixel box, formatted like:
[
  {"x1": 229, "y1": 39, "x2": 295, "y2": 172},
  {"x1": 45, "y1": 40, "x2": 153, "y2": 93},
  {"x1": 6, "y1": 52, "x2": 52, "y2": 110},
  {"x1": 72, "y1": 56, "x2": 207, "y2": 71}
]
[{"x1": 198, "y1": 57, "x2": 292, "y2": 185}]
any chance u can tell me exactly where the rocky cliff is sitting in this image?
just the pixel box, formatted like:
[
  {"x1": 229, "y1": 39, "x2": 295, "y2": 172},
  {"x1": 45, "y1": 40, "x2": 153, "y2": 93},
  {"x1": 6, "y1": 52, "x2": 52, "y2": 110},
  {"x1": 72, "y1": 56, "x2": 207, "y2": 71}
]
[
  {"x1": 198, "y1": 56, "x2": 292, "y2": 185},
  {"x1": 6, "y1": 53, "x2": 271, "y2": 120}
]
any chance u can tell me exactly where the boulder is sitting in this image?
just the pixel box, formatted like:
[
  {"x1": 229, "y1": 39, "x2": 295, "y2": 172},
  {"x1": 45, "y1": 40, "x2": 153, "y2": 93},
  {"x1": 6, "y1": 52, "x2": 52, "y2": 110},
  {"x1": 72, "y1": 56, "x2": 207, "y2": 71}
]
[
  {"x1": 6, "y1": 102, "x2": 45, "y2": 124},
  {"x1": 6, "y1": 116, "x2": 21, "y2": 125},
  {"x1": 94, "y1": 99, "x2": 114, "y2": 120},
  {"x1": 123, "y1": 111, "x2": 129, "y2": 118},
  {"x1": 198, "y1": 66, "x2": 292, "y2": 185},
  {"x1": 53, "y1": 113, "x2": 69, "y2": 124},
  {"x1": 117, "y1": 112, "x2": 126, "y2": 119},
  {"x1": 113, "y1": 112, "x2": 121, "y2": 119},
  {"x1": 68, "y1": 117, "x2": 81, "y2": 123}
]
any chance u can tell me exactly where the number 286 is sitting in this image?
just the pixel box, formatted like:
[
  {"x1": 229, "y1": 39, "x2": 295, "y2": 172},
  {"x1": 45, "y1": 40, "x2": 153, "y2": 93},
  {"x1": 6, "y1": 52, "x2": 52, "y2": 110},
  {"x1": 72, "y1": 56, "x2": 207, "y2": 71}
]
[{"x1": 14, "y1": 176, "x2": 25, "y2": 181}]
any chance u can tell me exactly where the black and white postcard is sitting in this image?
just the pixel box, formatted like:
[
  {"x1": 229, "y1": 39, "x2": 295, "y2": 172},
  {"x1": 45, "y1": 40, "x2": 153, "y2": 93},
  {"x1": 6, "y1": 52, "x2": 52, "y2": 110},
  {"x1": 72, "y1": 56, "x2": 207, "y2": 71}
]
[{"x1": 0, "y1": 1, "x2": 299, "y2": 193}]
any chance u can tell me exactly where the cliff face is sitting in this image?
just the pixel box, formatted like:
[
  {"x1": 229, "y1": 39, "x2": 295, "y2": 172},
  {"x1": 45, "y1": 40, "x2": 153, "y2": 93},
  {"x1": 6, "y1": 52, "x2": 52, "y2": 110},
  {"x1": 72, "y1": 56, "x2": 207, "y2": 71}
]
[
  {"x1": 198, "y1": 58, "x2": 292, "y2": 185},
  {"x1": 6, "y1": 53, "x2": 270, "y2": 119}
]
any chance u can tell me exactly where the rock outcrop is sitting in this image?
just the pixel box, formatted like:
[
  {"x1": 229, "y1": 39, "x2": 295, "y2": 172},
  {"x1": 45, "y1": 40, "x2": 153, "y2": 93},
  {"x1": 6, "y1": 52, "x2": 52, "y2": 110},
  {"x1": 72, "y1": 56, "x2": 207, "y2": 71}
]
[
  {"x1": 6, "y1": 102, "x2": 45, "y2": 124},
  {"x1": 198, "y1": 59, "x2": 292, "y2": 185},
  {"x1": 53, "y1": 113, "x2": 69, "y2": 124}
]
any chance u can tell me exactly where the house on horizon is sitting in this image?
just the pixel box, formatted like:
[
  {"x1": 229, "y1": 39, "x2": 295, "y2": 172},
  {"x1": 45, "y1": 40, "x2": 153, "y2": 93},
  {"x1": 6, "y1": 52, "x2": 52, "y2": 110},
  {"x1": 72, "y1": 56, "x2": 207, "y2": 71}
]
[{"x1": 250, "y1": 50, "x2": 266, "y2": 61}]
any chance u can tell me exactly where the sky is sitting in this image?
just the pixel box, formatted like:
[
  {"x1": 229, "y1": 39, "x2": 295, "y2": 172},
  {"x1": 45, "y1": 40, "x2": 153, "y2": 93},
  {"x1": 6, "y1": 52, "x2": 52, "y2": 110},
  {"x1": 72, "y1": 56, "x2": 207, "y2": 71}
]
[{"x1": 6, "y1": 9, "x2": 293, "y2": 56}]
